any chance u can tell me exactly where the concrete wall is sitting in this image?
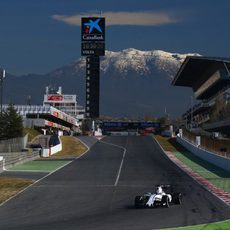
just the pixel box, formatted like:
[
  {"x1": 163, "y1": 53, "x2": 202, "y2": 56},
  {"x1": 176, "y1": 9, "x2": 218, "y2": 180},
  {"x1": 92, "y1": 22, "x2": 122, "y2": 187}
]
[{"x1": 177, "y1": 135, "x2": 230, "y2": 172}]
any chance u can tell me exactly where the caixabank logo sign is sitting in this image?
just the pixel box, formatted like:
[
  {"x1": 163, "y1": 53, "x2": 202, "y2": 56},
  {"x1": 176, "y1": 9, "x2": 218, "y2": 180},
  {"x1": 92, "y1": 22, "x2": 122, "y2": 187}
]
[{"x1": 81, "y1": 17, "x2": 105, "y2": 42}]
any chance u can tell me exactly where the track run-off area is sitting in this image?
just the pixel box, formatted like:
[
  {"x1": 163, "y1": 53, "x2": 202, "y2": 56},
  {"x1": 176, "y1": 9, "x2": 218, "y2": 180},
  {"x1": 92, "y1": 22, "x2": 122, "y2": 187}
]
[{"x1": 0, "y1": 136, "x2": 229, "y2": 230}]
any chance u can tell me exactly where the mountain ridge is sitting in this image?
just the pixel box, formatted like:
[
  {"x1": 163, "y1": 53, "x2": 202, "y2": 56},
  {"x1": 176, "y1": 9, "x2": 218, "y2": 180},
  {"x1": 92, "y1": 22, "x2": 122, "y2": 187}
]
[{"x1": 50, "y1": 48, "x2": 200, "y2": 79}]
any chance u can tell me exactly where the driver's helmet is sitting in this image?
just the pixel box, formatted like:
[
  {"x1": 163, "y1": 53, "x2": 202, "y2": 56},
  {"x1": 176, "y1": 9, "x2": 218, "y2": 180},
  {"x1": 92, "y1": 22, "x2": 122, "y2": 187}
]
[{"x1": 156, "y1": 186, "x2": 163, "y2": 194}]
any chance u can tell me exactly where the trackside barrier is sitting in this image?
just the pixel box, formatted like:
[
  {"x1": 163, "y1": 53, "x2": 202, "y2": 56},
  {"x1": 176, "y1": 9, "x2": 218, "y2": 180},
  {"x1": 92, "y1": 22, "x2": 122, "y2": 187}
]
[
  {"x1": 0, "y1": 150, "x2": 40, "y2": 170},
  {"x1": 0, "y1": 156, "x2": 4, "y2": 172},
  {"x1": 176, "y1": 135, "x2": 230, "y2": 172},
  {"x1": 182, "y1": 129, "x2": 230, "y2": 158}
]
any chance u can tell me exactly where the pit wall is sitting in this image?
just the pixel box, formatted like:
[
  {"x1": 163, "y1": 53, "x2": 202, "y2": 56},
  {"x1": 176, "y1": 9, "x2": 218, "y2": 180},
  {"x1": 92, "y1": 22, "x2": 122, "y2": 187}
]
[{"x1": 176, "y1": 135, "x2": 230, "y2": 172}]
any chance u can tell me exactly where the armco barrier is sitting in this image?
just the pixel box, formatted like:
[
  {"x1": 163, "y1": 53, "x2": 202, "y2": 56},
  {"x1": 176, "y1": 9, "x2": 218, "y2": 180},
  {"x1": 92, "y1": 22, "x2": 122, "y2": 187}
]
[
  {"x1": 0, "y1": 150, "x2": 40, "y2": 170},
  {"x1": 177, "y1": 135, "x2": 230, "y2": 172}
]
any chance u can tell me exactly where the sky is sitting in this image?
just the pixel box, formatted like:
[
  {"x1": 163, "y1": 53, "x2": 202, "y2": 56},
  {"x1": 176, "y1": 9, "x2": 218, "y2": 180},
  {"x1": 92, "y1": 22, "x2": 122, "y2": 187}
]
[{"x1": 0, "y1": 0, "x2": 230, "y2": 75}]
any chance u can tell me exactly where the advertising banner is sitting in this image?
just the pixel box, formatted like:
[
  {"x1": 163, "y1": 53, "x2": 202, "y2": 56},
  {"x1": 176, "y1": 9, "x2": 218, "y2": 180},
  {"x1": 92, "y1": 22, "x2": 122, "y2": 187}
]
[{"x1": 81, "y1": 17, "x2": 105, "y2": 56}]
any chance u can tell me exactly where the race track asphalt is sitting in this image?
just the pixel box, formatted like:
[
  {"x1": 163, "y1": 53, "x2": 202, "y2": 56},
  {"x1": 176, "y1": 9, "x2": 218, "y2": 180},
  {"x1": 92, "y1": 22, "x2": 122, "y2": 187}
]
[{"x1": 0, "y1": 136, "x2": 229, "y2": 230}]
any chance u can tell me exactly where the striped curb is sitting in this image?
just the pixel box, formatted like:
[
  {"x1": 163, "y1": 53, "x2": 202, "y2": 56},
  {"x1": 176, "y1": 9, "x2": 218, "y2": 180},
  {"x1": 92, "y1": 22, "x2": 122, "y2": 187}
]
[{"x1": 165, "y1": 151, "x2": 230, "y2": 205}]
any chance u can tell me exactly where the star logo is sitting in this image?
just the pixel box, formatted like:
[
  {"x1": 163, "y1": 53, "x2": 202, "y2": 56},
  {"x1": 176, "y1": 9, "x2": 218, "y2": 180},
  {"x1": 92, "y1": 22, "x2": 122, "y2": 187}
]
[{"x1": 84, "y1": 18, "x2": 102, "y2": 34}]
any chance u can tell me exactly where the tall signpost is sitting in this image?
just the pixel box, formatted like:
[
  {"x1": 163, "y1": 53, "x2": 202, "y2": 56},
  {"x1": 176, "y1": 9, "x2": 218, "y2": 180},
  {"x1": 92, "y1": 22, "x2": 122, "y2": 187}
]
[{"x1": 81, "y1": 17, "x2": 105, "y2": 120}]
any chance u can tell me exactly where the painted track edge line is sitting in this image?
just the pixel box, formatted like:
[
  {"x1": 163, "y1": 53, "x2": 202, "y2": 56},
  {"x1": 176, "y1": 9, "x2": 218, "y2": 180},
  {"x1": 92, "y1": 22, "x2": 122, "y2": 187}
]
[
  {"x1": 0, "y1": 137, "x2": 91, "y2": 207},
  {"x1": 114, "y1": 149, "x2": 126, "y2": 186},
  {"x1": 75, "y1": 137, "x2": 90, "y2": 155},
  {"x1": 99, "y1": 140, "x2": 127, "y2": 187}
]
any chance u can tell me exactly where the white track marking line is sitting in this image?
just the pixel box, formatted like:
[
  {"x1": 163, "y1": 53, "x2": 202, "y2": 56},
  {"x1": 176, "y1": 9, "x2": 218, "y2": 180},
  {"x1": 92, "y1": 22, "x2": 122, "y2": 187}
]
[
  {"x1": 0, "y1": 138, "x2": 91, "y2": 207},
  {"x1": 100, "y1": 140, "x2": 127, "y2": 186},
  {"x1": 76, "y1": 137, "x2": 90, "y2": 155},
  {"x1": 114, "y1": 148, "x2": 126, "y2": 186}
]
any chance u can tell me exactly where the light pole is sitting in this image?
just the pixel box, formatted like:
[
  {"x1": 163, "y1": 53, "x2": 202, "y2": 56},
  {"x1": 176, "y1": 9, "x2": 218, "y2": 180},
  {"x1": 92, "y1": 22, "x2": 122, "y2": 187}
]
[{"x1": 0, "y1": 68, "x2": 6, "y2": 115}]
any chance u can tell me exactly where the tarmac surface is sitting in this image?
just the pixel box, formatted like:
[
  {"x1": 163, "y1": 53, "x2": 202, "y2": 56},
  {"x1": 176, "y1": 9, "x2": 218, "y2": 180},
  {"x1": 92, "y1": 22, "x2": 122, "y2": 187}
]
[{"x1": 0, "y1": 136, "x2": 229, "y2": 230}]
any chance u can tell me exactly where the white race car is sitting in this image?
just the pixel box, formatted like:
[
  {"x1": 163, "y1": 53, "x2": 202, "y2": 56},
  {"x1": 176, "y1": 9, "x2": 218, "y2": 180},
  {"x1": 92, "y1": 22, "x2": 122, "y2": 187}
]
[{"x1": 134, "y1": 185, "x2": 182, "y2": 208}]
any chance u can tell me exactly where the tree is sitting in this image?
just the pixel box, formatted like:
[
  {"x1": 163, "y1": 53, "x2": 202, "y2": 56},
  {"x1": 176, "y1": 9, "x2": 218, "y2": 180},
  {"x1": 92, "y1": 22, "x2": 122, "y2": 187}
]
[
  {"x1": 1, "y1": 104, "x2": 23, "y2": 139},
  {"x1": 0, "y1": 112, "x2": 7, "y2": 139},
  {"x1": 144, "y1": 115, "x2": 157, "y2": 122},
  {"x1": 157, "y1": 116, "x2": 167, "y2": 126}
]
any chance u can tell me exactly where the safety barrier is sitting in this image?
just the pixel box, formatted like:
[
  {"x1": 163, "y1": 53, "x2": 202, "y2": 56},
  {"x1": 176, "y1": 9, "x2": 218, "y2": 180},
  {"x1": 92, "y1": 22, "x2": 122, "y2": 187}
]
[
  {"x1": 177, "y1": 135, "x2": 230, "y2": 172},
  {"x1": 182, "y1": 129, "x2": 230, "y2": 158},
  {"x1": 0, "y1": 150, "x2": 40, "y2": 170}
]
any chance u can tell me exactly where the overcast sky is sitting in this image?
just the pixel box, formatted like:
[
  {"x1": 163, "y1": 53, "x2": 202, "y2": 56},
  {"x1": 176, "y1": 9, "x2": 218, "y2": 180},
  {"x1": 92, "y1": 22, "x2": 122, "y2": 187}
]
[{"x1": 0, "y1": 0, "x2": 229, "y2": 75}]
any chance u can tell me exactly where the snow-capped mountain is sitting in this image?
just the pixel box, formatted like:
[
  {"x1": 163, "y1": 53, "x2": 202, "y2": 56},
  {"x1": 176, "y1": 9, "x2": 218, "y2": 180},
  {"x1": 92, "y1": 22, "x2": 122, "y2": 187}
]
[
  {"x1": 4, "y1": 49, "x2": 200, "y2": 117},
  {"x1": 52, "y1": 48, "x2": 200, "y2": 78},
  {"x1": 101, "y1": 48, "x2": 197, "y2": 78}
]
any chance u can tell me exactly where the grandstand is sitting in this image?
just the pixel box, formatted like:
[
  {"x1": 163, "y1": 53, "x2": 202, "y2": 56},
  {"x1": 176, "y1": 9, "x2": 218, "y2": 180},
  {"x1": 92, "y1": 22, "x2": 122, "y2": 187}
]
[
  {"x1": 172, "y1": 56, "x2": 230, "y2": 137},
  {"x1": 2, "y1": 104, "x2": 79, "y2": 133}
]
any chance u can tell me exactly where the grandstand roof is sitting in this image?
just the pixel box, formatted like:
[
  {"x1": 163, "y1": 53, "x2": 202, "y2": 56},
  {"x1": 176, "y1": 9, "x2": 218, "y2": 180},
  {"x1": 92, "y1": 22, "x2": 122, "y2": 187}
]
[{"x1": 172, "y1": 56, "x2": 230, "y2": 99}]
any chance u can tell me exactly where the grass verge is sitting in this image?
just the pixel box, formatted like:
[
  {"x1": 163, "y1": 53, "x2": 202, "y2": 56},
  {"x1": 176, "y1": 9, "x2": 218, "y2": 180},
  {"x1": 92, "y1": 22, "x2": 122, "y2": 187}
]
[
  {"x1": 161, "y1": 219, "x2": 230, "y2": 230},
  {"x1": 0, "y1": 177, "x2": 32, "y2": 204},
  {"x1": 8, "y1": 160, "x2": 71, "y2": 172}
]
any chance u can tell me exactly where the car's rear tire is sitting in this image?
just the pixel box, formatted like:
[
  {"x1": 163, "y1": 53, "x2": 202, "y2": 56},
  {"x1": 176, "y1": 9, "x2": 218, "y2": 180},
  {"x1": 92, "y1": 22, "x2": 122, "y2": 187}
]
[
  {"x1": 172, "y1": 193, "x2": 182, "y2": 205},
  {"x1": 162, "y1": 195, "x2": 170, "y2": 208},
  {"x1": 134, "y1": 196, "x2": 142, "y2": 208}
]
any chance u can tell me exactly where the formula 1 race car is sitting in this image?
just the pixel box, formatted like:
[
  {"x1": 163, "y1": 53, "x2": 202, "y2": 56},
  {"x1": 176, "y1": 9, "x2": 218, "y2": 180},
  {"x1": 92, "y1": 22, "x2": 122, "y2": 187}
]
[{"x1": 134, "y1": 185, "x2": 182, "y2": 208}]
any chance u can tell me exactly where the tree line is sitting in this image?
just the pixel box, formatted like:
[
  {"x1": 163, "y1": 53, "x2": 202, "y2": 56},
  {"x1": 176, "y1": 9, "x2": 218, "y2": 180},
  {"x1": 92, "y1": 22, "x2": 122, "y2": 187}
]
[{"x1": 0, "y1": 104, "x2": 23, "y2": 140}]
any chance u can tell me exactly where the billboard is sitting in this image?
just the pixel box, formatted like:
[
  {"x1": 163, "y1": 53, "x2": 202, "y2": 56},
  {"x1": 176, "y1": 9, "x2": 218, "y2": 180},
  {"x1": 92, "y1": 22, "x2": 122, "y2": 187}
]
[
  {"x1": 45, "y1": 95, "x2": 76, "y2": 103},
  {"x1": 47, "y1": 95, "x2": 63, "y2": 101},
  {"x1": 81, "y1": 17, "x2": 105, "y2": 56}
]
